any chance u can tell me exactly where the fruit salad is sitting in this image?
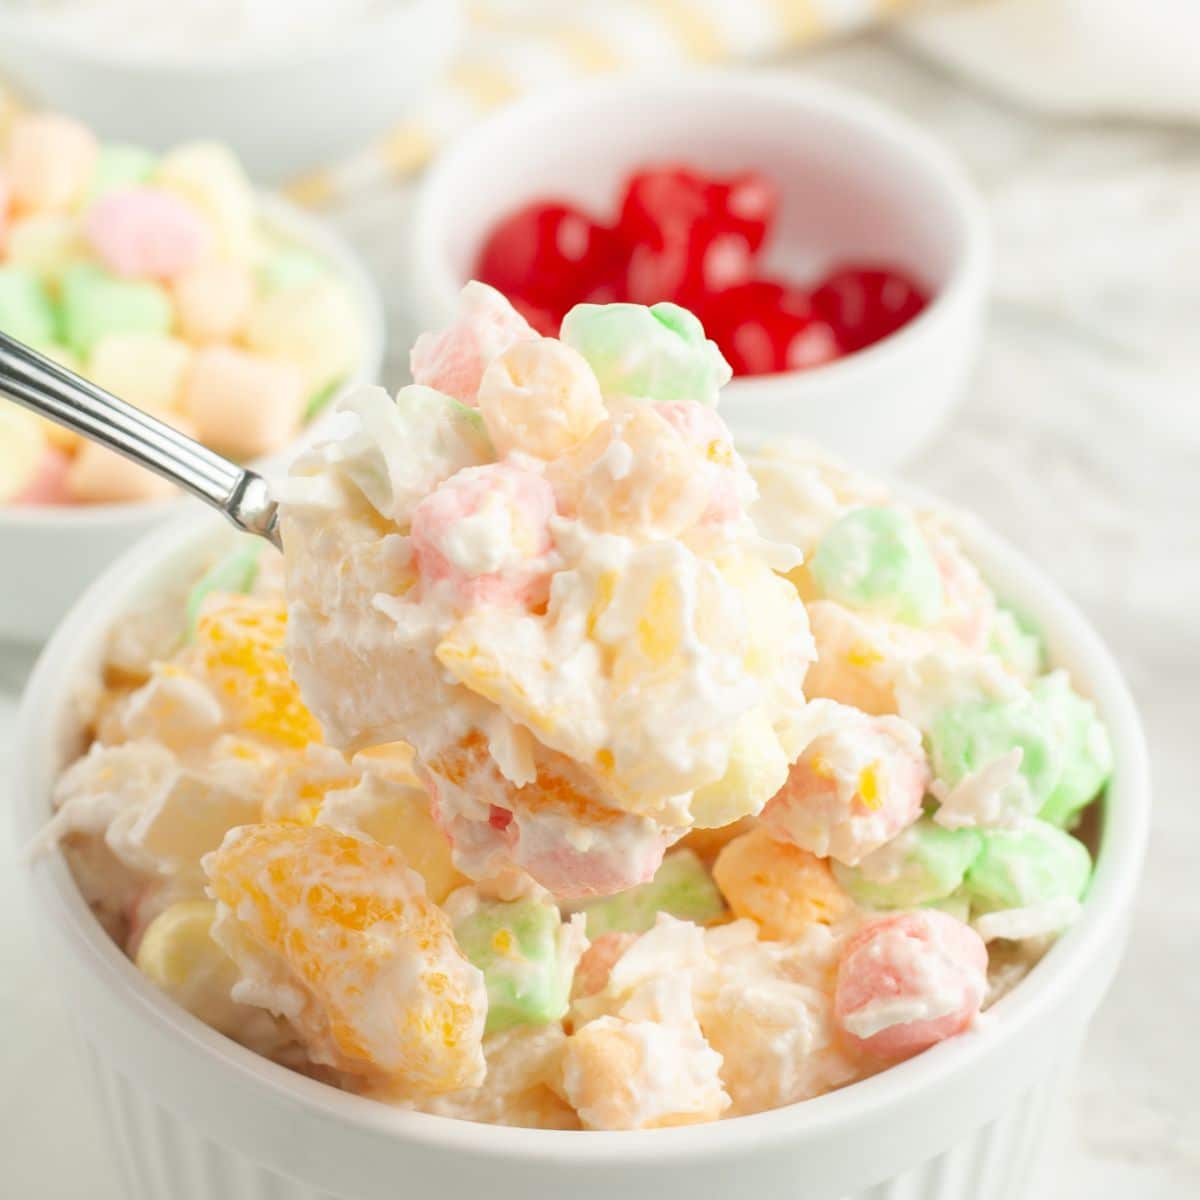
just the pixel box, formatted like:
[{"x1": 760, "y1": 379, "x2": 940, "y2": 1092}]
[
  {"x1": 474, "y1": 163, "x2": 930, "y2": 375},
  {"x1": 0, "y1": 111, "x2": 365, "y2": 506},
  {"x1": 47, "y1": 286, "x2": 1112, "y2": 1129}
]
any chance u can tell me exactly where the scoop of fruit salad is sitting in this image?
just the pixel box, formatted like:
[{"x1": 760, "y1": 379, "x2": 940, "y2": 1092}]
[{"x1": 279, "y1": 283, "x2": 813, "y2": 900}]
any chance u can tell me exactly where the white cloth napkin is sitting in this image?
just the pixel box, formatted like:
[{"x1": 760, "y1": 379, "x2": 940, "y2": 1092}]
[{"x1": 901, "y1": 0, "x2": 1200, "y2": 122}]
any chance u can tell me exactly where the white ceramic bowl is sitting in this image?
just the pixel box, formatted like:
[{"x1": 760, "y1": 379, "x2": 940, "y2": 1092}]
[
  {"x1": 0, "y1": 0, "x2": 460, "y2": 181},
  {"x1": 409, "y1": 73, "x2": 990, "y2": 466},
  {"x1": 0, "y1": 193, "x2": 385, "y2": 645},
  {"x1": 14, "y1": 498, "x2": 1147, "y2": 1200}
]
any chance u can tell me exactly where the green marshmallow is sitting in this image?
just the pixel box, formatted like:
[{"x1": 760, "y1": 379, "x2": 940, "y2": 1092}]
[
  {"x1": 88, "y1": 144, "x2": 157, "y2": 201},
  {"x1": 560, "y1": 301, "x2": 731, "y2": 406},
  {"x1": 928, "y1": 694, "x2": 1061, "y2": 810},
  {"x1": 576, "y1": 849, "x2": 726, "y2": 937},
  {"x1": 454, "y1": 898, "x2": 574, "y2": 1034},
  {"x1": 259, "y1": 246, "x2": 328, "y2": 294},
  {"x1": 833, "y1": 819, "x2": 983, "y2": 910},
  {"x1": 988, "y1": 606, "x2": 1045, "y2": 679},
  {"x1": 0, "y1": 266, "x2": 58, "y2": 345},
  {"x1": 303, "y1": 379, "x2": 343, "y2": 422},
  {"x1": 186, "y1": 539, "x2": 264, "y2": 635},
  {"x1": 60, "y1": 264, "x2": 173, "y2": 358},
  {"x1": 1032, "y1": 672, "x2": 1114, "y2": 828},
  {"x1": 963, "y1": 819, "x2": 1092, "y2": 912},
  {"x1": 809, "y1": 506, "x2": 944, "y2": 625}
]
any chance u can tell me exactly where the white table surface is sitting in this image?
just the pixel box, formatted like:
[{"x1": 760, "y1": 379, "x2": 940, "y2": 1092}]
[{"x1": 2, "y1": 33, "x2": 1197, "y2": 1200}]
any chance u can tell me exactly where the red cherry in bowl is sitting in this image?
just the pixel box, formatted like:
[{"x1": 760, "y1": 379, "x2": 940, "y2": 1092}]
[
  {"x1": 701, "y1": 280, "x2": 840, "y2": 376},
  {"x1": 617, "y1": 165, "x2": 711, "y2": 247},
  {"x1": 812, "y1": 266, "x2": 931, "y2": 354},
  {"x1": 475, "y1": 201, "x2": 623, "y2": 314},
  {"x1": 708, "y1": 171, "x2": 778, "y2": 254},
  {"x1": 622, "y1": 219, "x2": 755, "y2": 308}
]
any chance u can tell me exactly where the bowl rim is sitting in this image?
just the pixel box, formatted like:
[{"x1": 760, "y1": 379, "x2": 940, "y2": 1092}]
[
  {"x1": 0, "y1": 190, "x2": 386, "y2": 530},
  {"x1": 0, "y1": 0, "x2": 458, "y2": 72},
  {"x1": 14, "y1": 491, "x2": 1149, "y2": 1164},
  {"x1": 409, "y1": 70, "x2": 992, "y2": 392}
]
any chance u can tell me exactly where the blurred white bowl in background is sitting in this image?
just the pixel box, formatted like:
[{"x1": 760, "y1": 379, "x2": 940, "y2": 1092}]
[
  {"x1": 0, "y1": 193, "x2": 386, "y2": 645},
  {"x1": 410, "y1": 73, "x2": 991, "y2": 467},
  {"x1": 0, "y1": 0, "x2": 460, "y2": 181}
]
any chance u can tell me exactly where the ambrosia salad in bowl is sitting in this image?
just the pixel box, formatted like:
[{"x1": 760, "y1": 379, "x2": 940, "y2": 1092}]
[{"x1": 19, "y1": 284, "x2": 1147, "y2": 1200}]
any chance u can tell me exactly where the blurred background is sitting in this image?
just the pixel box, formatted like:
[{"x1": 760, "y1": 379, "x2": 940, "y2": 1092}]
[{"x1": 0, "y1": 1, "x2": 1196, "y2": 1197}]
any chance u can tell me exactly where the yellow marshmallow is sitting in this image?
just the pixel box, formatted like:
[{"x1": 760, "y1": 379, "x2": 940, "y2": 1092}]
[
  {"x1": 242, "y1": 278, "x2": 362, "y2": 394},
  {"x1": 88, "y1": 333, "x2": 194, "y2": 415},
  {"x1": 135, "y1": 899, "x2": 247, "y2": 1035},
  {"x1": 4, "y1": 214, "x2": 85, "y2": 287},
  {"x1": 173, "y1": 258, "x2": 255, "y2": 344},
  {"x1": 0, "y1": 404, "x2": 47, "y2": 501},
  {"x1": 689, "y1": 706, "x2": 789, "y2": 828}
]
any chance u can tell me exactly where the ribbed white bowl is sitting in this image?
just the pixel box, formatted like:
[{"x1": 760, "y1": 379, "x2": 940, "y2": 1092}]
[
  {"x1": 75, "y1": 1033, "x2": 1079, "y2": 1200},
  {"x1": 15, "y1": 501, "x2": 1148, "y2": 1200}
]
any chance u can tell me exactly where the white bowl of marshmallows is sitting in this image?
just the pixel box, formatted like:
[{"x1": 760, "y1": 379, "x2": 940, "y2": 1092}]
[{"x1": 0, "y1": 109, "x2": 384, "y2": 642}]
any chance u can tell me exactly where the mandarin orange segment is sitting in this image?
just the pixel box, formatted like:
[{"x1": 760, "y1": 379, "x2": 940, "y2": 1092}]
[
  {"x1": 190, "y1": 594, "x2": 323, "y2": 748},
  {"x1": 712, "y1": 826, "x2": 852, "y2": 940},
  {"x1": 206, "y1": 822, "x2": 486, "y2": 1092}
]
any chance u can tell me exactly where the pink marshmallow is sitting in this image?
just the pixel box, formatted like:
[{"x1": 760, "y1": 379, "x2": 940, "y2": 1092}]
[
  {"x1": 429, "y1": 763, "x2": 672, "y2": 900},
  {"x1": 409, "y1": 281, "x2": 535, "y2": 405},
  {"x1": 85, "y1": 187, "x2": 212, "y2": 281},
  {"x1": 834, "y1": 910, "x2": 987, "y2": 1061},
  {"x1": 653, "y1": 400, "x2": 744, "y2": 523},
  {"x1": 12, "y1": 447, "x2": 71, "y2": 505},
  {"x1": 7, "y1": 113, "x2": 98, "y2": 213},
  {"x1": 507, "y1": 802, "x2": 671, "y2": 898},
  {"x1": 933, "y1": 539, "x2": 995, "y2": 652},
  {"x1": 411, "y1": 461, "x2": 555, "y2": 609},
  {"x1": 761, "y1": 714, "x2": 928, "y2": 866}
]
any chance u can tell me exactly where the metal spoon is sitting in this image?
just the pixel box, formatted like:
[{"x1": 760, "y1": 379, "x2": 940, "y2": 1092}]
[{"x1": 0, "y1": 330, "x2": 281, "y2": 548}]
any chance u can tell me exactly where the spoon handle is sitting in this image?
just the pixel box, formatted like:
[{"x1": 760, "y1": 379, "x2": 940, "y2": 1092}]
[{"x1": 0, "y1": 331, "x2": 280, "y2": 547}]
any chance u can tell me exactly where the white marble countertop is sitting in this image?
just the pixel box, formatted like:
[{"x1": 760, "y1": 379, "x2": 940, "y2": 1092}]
[{"x1": 1, "y1": 33, "x2": 1196, "y2": 1200}]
